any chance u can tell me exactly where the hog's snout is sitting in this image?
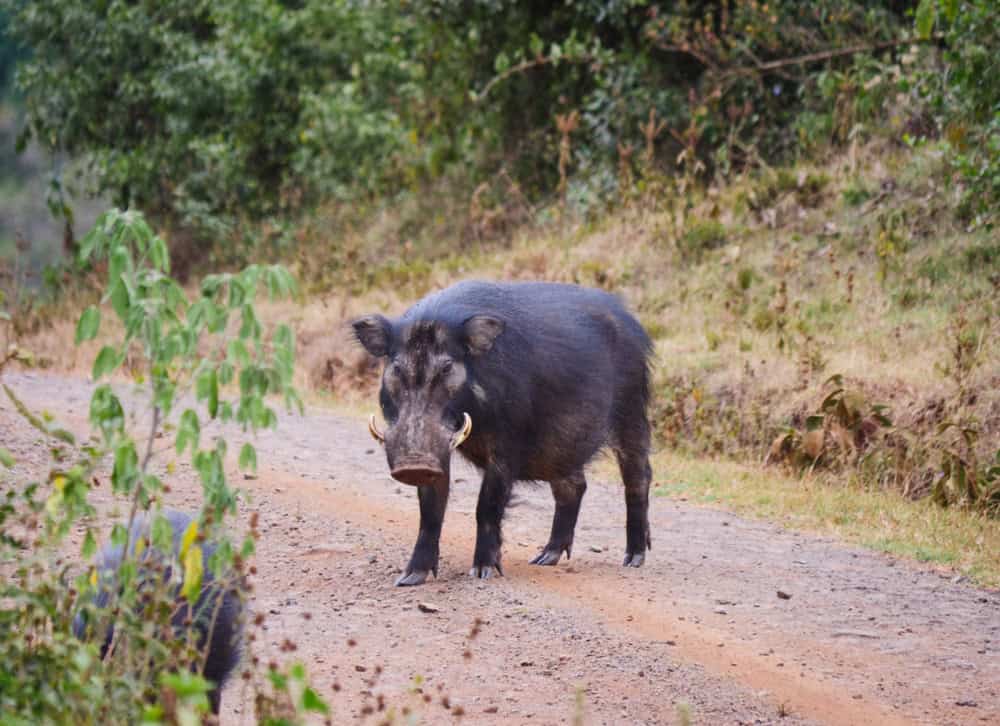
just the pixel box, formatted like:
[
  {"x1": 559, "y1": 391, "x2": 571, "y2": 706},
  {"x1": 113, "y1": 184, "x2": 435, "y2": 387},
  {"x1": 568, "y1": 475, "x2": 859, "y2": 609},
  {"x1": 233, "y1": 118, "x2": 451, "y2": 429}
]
[{"x1": 390, "y1": 454, "x2": 446, "y2": 486}]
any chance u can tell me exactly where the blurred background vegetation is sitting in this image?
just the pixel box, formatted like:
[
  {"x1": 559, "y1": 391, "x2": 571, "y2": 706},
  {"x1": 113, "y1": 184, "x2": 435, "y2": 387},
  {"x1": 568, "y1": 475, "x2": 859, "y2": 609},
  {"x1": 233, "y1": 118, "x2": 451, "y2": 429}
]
[{"x1": 2, "y1": 1, "x2": 995, "y2": 270}]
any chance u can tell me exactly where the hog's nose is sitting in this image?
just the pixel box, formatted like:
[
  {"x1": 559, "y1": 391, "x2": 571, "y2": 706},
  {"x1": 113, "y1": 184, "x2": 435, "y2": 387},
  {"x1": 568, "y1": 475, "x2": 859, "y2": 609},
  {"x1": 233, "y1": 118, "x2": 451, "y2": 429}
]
[{"x1": 390, "y1": 455, "x2": 446, "y2": 487}]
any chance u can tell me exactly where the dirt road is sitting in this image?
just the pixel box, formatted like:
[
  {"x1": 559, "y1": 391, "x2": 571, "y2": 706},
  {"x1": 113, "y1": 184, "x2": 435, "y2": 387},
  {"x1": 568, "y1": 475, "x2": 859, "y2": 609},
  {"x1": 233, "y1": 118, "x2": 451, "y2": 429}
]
[{"x1": 2, "y1": 372, "x2": 998, "y2": 725}]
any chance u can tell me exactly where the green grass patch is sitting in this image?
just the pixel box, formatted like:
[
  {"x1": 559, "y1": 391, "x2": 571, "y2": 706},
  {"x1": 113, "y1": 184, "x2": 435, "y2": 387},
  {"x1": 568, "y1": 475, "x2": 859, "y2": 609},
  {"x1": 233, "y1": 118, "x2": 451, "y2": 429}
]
[{"x1": 650, "y1": 452, "x2": 1000, "y2": 588}]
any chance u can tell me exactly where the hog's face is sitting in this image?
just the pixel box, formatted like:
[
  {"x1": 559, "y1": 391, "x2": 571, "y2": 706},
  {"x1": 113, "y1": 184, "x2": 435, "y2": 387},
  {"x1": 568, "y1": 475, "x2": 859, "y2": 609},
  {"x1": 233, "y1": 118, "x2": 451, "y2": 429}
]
[{"x1": 352, "y1": 314, "x2": 502, "y2": 486}]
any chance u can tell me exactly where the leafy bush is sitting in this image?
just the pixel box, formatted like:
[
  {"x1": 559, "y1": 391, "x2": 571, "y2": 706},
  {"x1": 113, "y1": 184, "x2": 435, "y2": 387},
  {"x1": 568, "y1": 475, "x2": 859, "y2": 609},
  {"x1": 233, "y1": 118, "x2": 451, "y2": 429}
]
[
  {"x1": 903, "y1": 0, "x2": 999, "y2": 224},
  {"x1": 5, "y1": 0, "x2": 996, "y2": 260},
  {"x1": 2, "y1": 1, "x2": 924, "y2": 250},
  {"x1": 0, "y1": 210, "x2": 327, "y2": 723},
  {"x1": 3, "y1": 1, "x2": 418, "y2": 254}
]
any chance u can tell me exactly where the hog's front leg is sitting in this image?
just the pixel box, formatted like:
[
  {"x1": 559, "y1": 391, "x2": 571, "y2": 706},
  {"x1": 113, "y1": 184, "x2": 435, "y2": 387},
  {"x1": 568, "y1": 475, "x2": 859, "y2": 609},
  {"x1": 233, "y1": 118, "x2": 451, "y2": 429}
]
[
  {"x1": 396, "y1": 483, "x2": 450, "y2": 586},
  {"x1": 470, "y1": 468, "x2": 512, "y2": 579}
]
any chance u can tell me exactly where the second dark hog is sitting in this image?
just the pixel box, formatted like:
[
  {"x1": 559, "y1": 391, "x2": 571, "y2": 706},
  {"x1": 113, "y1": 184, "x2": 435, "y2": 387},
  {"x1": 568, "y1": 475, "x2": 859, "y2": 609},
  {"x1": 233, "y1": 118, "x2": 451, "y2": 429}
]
[{"x1": 73, "y1": 509, "x2": 245, "y2": 714}]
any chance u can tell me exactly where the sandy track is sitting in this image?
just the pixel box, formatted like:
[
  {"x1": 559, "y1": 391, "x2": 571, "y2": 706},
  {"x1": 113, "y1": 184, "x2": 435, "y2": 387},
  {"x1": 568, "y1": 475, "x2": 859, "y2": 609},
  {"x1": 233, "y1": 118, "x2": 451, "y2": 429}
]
[{"x1": 2, "y1": 372, "x2": 998, "y2": 725}]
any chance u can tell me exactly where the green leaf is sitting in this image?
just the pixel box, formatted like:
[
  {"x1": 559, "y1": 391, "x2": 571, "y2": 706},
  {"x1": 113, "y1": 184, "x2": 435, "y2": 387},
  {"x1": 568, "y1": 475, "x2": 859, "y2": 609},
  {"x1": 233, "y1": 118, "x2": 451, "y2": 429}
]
[
  {"x1": 196, "y1": 369, "x2": 219, "y2": 419},
  {"x1": 160, "y1": 669, "x2": 211, "y2": 699},
  {"x1": 176, "y1": 409, "x2": 201, "y2": 455},
  {"x1": 108, "y1": 244, "x2": 131, "y2": 286},
  {"x1": 239, "y1": 304, "x2": 261, "y2": 340},
  {"x1": 0, "y1": 447, "x2": 14, "y2": 468},
  {"x1": 940, "y1": 0, "x2": 958, "y2": 24},
  {"x1": 149, "y1": 235, "x2": 171, "y2": 273},
  {"x1": 75, "y1": 305, "x2": 101, "y2": 343},
  {"x1": 915, "y1": 0, "x2": 935, "y2": 39},
  {"x1": 228, "y1": 339, "x2": 249, "y2": 367},
  {"x1": 111, "y1": 442, "x2": 139, "y2": 493},
  {"x1": 109, "y1": 277, "x2": 132, "y2": 320},
  {"x1": 92, "y1": 345, "x2": 123, "y2": 379},
  {"x1": 151, "y1": 513, "x2": 173, "y2": 552},
  {"x1": 529, "y1": 33, "x2": 544, "y2": 58},
  {"x1": 268, "y1": 671, "x2": 288, "y2": 691},
  {"x1": 218, "y1": 361, "x2": 234, "y2": 385},
  {"x1": 238, "y1": 443, "x2": 257, "y2": 473},
  {"x1": 241, "y1": 535, "x2": 256, "y2": 558},
  {"x1": 89, "y1": 385, "x2": 125, "y2": 438},
  {"x1": 81, "y1": 529, "x2": 97, "y2": 559},
  {"x1": 50, "y1": 428, "x2": 76, "y2": 445},
  {"x1": 301, "y1": 687, "x2": 330, "y2": 714}
]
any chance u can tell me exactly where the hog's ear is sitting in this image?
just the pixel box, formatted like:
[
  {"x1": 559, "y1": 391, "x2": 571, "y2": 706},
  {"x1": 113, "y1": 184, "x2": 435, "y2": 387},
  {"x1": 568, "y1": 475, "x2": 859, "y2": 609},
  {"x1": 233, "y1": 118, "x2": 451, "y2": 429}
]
[
  {"x1": 352, "y1": 315, "x2": 392, "y2": 357},
  {"x1": 463, "y1": 315, "x2": 504, "y2": 355}
]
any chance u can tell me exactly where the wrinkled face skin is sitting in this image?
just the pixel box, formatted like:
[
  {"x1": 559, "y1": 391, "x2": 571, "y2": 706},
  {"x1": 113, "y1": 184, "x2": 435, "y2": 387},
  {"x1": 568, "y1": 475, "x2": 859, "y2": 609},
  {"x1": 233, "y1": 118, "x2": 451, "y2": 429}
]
[
  {"x1": 379, "y1": 322, "x2": 470, "y2": 485},
  {"x1": 354, "y1": 315, "x2": 500, "y2": 486}
]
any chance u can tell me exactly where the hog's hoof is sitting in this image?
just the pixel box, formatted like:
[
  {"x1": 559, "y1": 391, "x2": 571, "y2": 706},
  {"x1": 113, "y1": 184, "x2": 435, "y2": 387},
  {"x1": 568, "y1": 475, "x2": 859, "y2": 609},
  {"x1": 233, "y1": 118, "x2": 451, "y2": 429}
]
[
  {"x1": 395, "y1": 569, "x2": 432, "y2": 586},
  {"x1": 468, "y1": 563, "x2": 503, "y2": 580},
  {"x1": 622, "y1": 552, "x2": 645, "y2": 568},
  {"x1": 529, "y1": 547, "x2": 567, "y2": 566}
]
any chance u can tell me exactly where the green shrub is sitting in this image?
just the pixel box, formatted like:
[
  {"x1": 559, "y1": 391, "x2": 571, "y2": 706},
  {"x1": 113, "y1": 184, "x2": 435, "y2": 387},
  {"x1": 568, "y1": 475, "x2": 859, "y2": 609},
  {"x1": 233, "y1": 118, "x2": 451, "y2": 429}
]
[
  {"x1": 680, "y1": 219, "x2": 727, "y2": 259},
  {"x1": 0, "y1": 210, "x2": 327, "y2": 723},
  {"x1": 913, "y1": 0, "x2": 1000, "y2": 224}
]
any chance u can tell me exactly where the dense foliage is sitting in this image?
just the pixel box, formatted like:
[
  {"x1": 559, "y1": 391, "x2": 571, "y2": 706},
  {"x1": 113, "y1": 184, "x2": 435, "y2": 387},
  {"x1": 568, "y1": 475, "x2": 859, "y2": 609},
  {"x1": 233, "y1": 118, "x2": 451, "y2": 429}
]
[
  {"x1": 1, "y1": 0, "x2": 996, "y2": 255},
  {"x1": 913, "y1": 0, "x2": 999, "y2": 220}
]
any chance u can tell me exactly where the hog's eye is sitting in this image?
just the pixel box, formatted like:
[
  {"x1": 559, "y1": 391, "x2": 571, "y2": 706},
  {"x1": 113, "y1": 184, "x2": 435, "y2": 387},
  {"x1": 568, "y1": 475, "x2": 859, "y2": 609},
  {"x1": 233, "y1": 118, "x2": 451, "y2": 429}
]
[{"x1": 441, "y1": 360, "x2": 453, "y2": 375}]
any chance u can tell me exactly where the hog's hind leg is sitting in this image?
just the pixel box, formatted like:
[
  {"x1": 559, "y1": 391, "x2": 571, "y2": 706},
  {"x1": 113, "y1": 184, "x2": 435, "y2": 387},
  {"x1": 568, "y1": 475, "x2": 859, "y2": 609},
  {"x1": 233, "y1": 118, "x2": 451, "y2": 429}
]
[
  {"x1": 530, "y1": 470, "x2": 587, "y2": 566},
  {"x1": 397, "y1": 483, "x2": 450, "y2": 586},
  {"x1": 615, "y1": 420, "x2": 652, "y2": 567}
]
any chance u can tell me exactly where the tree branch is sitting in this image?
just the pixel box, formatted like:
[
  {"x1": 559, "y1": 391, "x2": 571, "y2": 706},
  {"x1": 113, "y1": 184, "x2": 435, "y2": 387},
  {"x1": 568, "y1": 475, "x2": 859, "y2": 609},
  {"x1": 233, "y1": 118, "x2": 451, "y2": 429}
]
[
  {"x1": 475, "y1": 54, "x2": 596, "y2": 102},
  {"x1": 656, "y1": 34, "x2": 945, "y2": 78},
  {"x1": 748, "y1": 34, "x2": 944, "y2": 74}
]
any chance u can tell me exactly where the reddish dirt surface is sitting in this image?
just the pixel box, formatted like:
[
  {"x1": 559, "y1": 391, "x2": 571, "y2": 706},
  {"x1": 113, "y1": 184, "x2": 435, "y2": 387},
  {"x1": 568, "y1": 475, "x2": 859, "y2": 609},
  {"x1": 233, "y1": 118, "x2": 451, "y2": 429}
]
[{"x1": 2, "y1": 371, "x2": 999, "y2": 725}]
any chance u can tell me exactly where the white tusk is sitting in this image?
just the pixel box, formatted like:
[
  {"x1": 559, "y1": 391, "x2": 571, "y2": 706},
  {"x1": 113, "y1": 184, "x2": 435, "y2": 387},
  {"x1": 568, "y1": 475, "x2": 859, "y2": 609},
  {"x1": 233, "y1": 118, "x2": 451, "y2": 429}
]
[
  {"x1": 450, "y1": 412, "x2": 472, "y2": 450},
  {"x1": 368, "y1": 414, "x2": 385, "y2": 444}
]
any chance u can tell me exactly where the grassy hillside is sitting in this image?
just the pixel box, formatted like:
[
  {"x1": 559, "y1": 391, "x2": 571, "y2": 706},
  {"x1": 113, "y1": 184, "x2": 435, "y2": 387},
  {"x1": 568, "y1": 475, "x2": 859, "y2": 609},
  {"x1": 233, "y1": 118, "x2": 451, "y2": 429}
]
[
  {"x1": 10, "y1": 137, "x2": 999, "y2": 584},
  {"x1": 279, "y1": 138, "x2": 998, "y2": 501}
]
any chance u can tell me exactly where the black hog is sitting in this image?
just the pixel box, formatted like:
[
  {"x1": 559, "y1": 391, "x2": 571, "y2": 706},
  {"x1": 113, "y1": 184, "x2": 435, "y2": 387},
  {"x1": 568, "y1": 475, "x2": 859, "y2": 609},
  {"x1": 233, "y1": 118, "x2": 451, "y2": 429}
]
[
  {"x1": 73, "y1": 509, "x2": 245, "y2": 714},
  {"x1": 353, "y1": 280, "x2": 654, "y2": 586}
]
